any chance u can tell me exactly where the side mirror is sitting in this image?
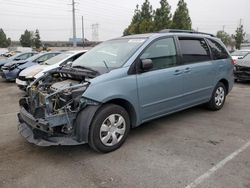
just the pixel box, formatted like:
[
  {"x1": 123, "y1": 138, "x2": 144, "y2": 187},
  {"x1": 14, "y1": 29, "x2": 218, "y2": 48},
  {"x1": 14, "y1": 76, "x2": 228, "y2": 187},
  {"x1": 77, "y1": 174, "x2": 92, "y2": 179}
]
[
  {"x1": 37, "y1": 60, "x2": 44, "y2": 64},
  {"x1": 141, "y1": 59, "x2": 153, "y2": 72}
]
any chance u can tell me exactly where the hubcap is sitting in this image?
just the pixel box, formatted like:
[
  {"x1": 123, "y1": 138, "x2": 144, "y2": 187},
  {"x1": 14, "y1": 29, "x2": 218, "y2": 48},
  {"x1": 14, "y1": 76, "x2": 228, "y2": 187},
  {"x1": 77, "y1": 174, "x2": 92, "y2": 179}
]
[
  {"x1": 99, "y1": 114, "x2": 126, "y2": 147},
  {"x1": 215, "y1": 87, "x2": 225, "y2": 107}
]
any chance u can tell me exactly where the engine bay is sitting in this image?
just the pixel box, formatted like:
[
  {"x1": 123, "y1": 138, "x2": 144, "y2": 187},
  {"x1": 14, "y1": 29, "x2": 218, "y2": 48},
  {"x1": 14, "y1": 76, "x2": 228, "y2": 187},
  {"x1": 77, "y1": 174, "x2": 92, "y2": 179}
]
[{"x1": 24, "y1": 66, "x2": 99, "y2": 118}]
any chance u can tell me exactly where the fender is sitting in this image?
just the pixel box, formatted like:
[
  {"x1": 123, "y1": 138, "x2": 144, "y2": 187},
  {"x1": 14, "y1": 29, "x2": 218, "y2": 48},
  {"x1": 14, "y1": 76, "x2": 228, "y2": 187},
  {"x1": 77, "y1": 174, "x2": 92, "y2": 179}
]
[{"x1": 75, "y1": 105, "x2": 101, "y2": 143}]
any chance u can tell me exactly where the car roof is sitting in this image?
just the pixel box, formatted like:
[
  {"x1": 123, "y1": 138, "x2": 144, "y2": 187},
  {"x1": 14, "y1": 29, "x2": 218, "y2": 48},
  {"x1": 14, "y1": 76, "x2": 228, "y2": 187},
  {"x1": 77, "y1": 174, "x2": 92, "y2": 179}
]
[
  {"x1": 66, "y1": 50, "x2": 88, "y2": 54},
  {"x1": 236, "y1": 49, "x2": 250, "y2": 52},
  {"x1": 114, "y1": 30, "x2": 218, "y2": 41}
]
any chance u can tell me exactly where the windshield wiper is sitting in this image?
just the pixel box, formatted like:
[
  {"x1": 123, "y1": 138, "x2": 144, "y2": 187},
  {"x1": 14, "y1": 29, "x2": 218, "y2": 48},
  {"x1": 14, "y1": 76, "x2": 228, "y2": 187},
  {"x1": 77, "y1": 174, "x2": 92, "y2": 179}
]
[
  {"x1": 72, "y1": 65, "x2": 99, "y2": 74},
  {"x1": 103, "y1": 60, "x2": 110, "y2": 72}
]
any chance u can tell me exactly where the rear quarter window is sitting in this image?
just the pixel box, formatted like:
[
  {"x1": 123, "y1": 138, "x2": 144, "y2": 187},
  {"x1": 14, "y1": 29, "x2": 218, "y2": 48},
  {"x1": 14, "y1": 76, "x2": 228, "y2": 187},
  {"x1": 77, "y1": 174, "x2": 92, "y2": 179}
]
[
  {"x1": 207, "y1": 39, "x2": 229, "y2": 60},
  {"x1": 178, "y1": 37, "x2": 211, "y2": 64}
]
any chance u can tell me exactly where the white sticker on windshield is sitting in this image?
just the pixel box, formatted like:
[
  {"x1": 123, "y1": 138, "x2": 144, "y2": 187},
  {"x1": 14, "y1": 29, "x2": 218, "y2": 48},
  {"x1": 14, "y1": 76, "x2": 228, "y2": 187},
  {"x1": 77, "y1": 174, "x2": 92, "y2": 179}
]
[{"x1": 128, "y1": 39, "x2": 145, "y2": 43}]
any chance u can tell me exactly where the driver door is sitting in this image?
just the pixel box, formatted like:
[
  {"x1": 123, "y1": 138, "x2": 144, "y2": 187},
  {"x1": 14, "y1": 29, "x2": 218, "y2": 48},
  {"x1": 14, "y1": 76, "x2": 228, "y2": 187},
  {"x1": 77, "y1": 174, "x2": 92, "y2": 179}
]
[{"x1": 136, "y1": 37, "x2": 184, "y2": 122}]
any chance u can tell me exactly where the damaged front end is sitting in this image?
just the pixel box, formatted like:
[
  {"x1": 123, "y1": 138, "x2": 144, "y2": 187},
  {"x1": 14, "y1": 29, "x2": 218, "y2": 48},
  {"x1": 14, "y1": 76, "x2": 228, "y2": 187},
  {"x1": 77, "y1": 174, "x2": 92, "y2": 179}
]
[
  {"x1": 234, "y1": 65, "x2": 250, "y2": 81},
  {"x1": 18, "y1": 66, "x2": 100, "y2": 146}
]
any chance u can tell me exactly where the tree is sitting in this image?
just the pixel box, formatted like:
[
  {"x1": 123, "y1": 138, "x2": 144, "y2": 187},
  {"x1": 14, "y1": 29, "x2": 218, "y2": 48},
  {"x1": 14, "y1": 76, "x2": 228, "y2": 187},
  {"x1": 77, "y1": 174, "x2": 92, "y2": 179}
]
[
  {"x1": 0, "y1": 29, "x2": 11, "y2": 48},
  {"x1": 123, "y1": 5, "x2": 141, "y2": 35},
  {"x1": 20, "y1": 30, "x2": 33, "y2": 47},
  {"x1": 123, "y1": 0, "x2": 154, "y2": 35},
  {"x1": 139, "y1": 0, "x2": 154, "y2": 33},
  {"x1": 153, "y1": 0, "x2": 172, "y2": 31},
  {"x1": 233, "y1": 25, "x2": 245, "y2": 50},
  {"x1": 172, "y1": 0, "x2": 192, "y2": 30},
  {"x1": 216, "y1": 31, "x2": 232, "y2": 47},
  {"x1": 33, "y1": 29, "x2": 42, "y2": 49}
]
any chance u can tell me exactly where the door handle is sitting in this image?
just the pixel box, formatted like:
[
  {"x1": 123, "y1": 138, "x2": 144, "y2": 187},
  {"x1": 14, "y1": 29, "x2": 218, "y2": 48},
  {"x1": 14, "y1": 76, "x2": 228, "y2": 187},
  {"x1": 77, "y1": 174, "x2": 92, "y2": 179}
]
[
  {"x1": 174, "y1": 69, "x2": 182, "y2": 75},
  {"x1": 184, "y1": 67, "x2": 191, "y2": 73}
]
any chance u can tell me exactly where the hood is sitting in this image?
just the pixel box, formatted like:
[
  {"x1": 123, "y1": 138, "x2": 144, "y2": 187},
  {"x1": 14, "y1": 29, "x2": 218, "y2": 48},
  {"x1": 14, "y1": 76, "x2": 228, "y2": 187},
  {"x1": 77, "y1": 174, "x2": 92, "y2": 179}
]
[
  {"x1": 236, "y1": 59, "x2": 250, "y2": 68},
  {"x1": 18, "y1": 61, "x2": 37, "y2": 70},
  {"x1": 3, "y1": 60, "x2": 27, "y2": 67},
  {"x1": 19, "y1": 64, "x2": 47, "y2": 78},
  {"x1": 0, "y1": 59, "x2": 12, "y2": 66}
]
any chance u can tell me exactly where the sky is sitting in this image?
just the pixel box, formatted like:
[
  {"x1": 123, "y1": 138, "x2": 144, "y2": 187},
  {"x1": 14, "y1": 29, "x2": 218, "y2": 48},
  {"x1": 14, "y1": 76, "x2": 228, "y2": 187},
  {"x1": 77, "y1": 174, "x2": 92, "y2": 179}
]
[{"x1": 0, "y1": 0, "x2": 249, "y2": 41}]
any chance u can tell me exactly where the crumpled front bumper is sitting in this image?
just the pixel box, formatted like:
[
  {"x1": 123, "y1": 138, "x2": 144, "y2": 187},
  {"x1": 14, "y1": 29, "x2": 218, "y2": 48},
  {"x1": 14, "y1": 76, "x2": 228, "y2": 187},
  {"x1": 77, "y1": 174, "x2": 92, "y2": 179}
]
[
  {"x1": 234, "y1": 70, "x2": 250, "y2": 81},
  {"x1": 17, "y1": 107, "x2": 85, "y2": 146},
  {"x1": 0, "y1": 69, "x2": 19, "y2": 81}
]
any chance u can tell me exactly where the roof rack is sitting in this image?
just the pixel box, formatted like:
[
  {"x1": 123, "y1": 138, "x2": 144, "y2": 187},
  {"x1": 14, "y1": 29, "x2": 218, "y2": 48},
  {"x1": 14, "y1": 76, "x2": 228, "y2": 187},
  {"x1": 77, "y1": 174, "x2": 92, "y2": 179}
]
[{"x1": 159, "y1": 29, "x2": 215, "y2": 37}]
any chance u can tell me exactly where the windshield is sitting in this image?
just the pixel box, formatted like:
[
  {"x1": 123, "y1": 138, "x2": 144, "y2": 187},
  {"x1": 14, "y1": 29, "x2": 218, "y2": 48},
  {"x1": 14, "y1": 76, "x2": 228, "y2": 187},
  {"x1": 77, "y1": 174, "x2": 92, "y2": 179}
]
[
  {"x1": 25, "y1": 53, "x2": 44, "y2": 62},
  {"x1": 243, "y1": 53, "x2": 250, "y2": 60},
  {"x1": 231, "y1": 51, "x2": 250, "y2": 57},
  {"x1": 44, "y1": 53, "x2": 73, "y2": 65},
  {"x1": 73, "y1": 38, "x2": 146, "y2": 69},
  {"x1": 9, "y1": 53, "x2": 21, "y2": 60}
]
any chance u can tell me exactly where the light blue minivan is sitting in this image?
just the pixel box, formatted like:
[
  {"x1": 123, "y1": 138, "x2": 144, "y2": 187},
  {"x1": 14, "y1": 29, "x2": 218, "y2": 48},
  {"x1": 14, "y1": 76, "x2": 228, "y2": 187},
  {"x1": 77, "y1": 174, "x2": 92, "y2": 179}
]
[{"x1": 18, "y1": 30, "x2": 234, "y2": 152}]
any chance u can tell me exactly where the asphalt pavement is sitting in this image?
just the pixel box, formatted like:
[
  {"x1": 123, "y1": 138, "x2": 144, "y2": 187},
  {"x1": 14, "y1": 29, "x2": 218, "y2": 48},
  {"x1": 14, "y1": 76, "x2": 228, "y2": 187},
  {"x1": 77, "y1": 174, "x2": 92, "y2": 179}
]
[{"x1": 0, "y1": 79, "x2": 249, "y2": 188}]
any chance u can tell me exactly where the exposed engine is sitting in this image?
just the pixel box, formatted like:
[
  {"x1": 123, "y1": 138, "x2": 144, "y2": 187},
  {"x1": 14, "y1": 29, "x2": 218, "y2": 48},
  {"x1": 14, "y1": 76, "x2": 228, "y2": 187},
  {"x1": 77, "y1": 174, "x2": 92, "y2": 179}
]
[{"x1": 21, "y1": 66, "x2": 99, "y2": 120}]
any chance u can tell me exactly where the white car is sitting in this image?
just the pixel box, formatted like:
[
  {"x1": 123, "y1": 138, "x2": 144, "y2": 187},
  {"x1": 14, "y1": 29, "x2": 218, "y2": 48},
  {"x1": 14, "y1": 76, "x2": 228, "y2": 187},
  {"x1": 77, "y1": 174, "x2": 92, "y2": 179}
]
[
  {"x1": 16, "y1": 50, "x2": 87, "y2": 90},
  {"x1": 231, "y1": 49, "x2": 250, "y2": 60}
]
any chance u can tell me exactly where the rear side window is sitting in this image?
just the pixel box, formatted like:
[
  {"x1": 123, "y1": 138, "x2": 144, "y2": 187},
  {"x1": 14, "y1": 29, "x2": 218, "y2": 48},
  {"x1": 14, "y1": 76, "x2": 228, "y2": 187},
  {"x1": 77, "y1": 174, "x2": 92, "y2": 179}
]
[
  {"x1": 179, "y1": 37, "x2": 211, "y2": 64},
  {"x1": 207, "y1": 39, "x2": 229, "y2": 60}
]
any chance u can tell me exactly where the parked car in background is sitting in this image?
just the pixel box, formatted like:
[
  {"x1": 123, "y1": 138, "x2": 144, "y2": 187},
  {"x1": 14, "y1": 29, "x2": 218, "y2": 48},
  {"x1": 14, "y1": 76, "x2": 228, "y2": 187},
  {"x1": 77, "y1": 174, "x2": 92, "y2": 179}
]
[
  {"x1": 0, "y1": 52, "x2": 37, "y2": 69},
  {"x1": 231, "y1": 49, "x2": 250, "y2": 60},
  {"x1": 0, "y1": 52, "x2": 60, "y2": 82},
  {"x1": 16, "y1": 50, "x2": 87, "y2": 90},
  {"x1": 234, "y1": 53, "x2": 250, "y2": 81},
  {"x1": 18, "y1": 30, "x2": 234, "y2": 152},
  {"x1": 0, "y1": 48, "x2": 8, "y2": 56},
  {"x1": 3, "y1": 51, "x2": 20, "y2": 58}
]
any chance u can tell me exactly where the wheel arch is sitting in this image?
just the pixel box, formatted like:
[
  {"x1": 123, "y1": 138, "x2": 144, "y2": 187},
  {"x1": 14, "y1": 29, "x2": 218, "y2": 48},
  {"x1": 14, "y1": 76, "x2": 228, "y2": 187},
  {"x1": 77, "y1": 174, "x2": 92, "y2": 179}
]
[
  {"x1": 218, "y1": 78, "x2": 229, "y2": 94},
  {"x1": 75, "y1": 98, "x2": 138, "y2": 143},
  {"x1": 104, "y1": 98, "x2": 138, "y2": 128}
]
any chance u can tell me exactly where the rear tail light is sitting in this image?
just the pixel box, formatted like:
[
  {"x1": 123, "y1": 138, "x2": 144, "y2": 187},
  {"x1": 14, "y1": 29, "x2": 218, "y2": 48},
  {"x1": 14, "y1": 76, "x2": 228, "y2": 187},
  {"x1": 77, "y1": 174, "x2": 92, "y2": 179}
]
[{"x1": 231, "y1": 59, "x2": 236, "y2": 65}]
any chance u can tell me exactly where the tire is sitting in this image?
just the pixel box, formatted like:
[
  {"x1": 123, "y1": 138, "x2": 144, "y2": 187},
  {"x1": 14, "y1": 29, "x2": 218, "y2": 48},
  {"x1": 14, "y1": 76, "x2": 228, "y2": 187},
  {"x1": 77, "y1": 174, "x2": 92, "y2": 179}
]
[
  {"x1": 88, "y1": 104, "x2": 130, "y2": 153},
  {"x1": 207, "y1": 82, "x2": 226, "y2": 111}
]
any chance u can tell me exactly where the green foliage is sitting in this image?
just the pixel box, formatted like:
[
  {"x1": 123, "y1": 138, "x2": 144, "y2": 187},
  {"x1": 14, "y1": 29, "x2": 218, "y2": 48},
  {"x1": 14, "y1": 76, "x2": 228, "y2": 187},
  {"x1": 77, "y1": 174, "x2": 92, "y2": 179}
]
[
  {"x1": 20, "y1": 30, "x2": 34, "y2": 47},
  {"x1": 0, "y1": 28, "x2": 11, "y2": 48},
  {"x1": 124, "y1": 0, "x2": 192, "y2": 35},
  {"x1": 33, "y1": 29, "x2": 42, "y2": 49},
  {"x1": 233, "y1": 25, "x2": 245, "y2": 50},
  {"x1": 123, "y1": 0, "x2": 154, "y2": 35},
  {"x1": 216, "y1": 31, "x2": 232, "y2": 47},
  {"x1": 153, "y1": 0, "x2": 172, "y2": 31},
  {"x1": 171, "y1": 0, "x2": 192, "y2": 30},
  {"x1": 123, "y1": 5, "x2": 141, "y2": 35},
  {"x1": 20, "y1": 29, "x2": 42, "y2": 48}
]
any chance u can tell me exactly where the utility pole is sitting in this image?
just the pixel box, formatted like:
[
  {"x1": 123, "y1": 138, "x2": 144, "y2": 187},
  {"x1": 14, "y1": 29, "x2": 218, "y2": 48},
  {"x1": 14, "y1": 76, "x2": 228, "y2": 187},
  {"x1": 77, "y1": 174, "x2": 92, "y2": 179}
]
[
  {"x1": 239, "y1": 18, "x2": 243, "y2": 26},
  {"x1": 222, "y1": 25, "x2": 225, "y2": 32},
  {"x1": 91, "y1": 23, "x2": 99, "y2": 41},
  {"x1": 82, "y1": 16, "x2": 84, "y2": 47},
  {"x1": 72, "y1": 0, "x2": 77, "y2": 48}
]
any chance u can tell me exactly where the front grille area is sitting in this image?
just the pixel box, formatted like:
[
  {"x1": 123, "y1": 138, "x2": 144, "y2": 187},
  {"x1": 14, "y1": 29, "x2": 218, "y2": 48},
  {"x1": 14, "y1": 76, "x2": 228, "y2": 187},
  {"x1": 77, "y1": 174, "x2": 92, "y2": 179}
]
[
  {"x1": 235, "y1": 65, "x2": 250, "y2": 72},
  {"x1": 18, "y1": 76, "x2": 27, "y2": 81},
  {"x1": 0, "y1": 70, "x2": 6, "y2": 78},
  {"x1": 1, "y1": 67, "x2": 9, "y2": 71}
]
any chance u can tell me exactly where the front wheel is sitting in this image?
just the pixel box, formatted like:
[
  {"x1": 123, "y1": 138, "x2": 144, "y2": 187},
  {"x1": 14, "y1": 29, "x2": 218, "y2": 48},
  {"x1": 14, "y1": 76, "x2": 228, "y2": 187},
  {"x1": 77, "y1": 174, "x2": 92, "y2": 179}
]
[
  {"x1": 207, "y1": 82, "x2": 226, "y2": 111},
  {"x1": 88, "y1": 104, "x2": 130, "y2": 153}
]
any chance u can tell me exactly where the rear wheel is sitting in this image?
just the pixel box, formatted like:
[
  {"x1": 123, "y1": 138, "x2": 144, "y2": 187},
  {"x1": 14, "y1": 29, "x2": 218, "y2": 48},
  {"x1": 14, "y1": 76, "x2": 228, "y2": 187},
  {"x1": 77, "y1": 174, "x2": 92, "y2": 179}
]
[
  {"x1": 88, "y1": 104, "x2": 130, "y2": 153},
  {"x1": 207, "y1": 82, "x2": 226, "y2": 111}
]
